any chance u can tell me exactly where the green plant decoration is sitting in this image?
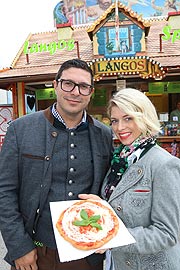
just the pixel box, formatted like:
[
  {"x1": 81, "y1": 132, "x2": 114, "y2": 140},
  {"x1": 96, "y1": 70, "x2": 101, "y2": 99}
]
[{"x1": 106, "y1": 42, "x2": 114, "y2": 53}]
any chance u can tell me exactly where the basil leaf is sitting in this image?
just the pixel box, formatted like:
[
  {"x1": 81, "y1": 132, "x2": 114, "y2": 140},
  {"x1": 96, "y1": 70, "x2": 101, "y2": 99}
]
[
  {"x1": 73, "y1": 220, "x2": 90, "y2": 226},
  {"x1": 72, "y1": 209, "x2": 103, "y2": 230},
  {"x1": 91, "y1": 223, "x2": 103, "y2": 230},
  {"x1": 89, "y1": 215, "x2": 101, "y2": 222},
  {"x1": 80, "y1": 209, "x2": 88, "y2": 220}
]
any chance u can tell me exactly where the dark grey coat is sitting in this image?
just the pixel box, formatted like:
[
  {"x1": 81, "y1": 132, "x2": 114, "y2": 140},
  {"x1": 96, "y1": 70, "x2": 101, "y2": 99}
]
[{"x1": 0, "y1": 107, "x2": 113, "y2": 265}]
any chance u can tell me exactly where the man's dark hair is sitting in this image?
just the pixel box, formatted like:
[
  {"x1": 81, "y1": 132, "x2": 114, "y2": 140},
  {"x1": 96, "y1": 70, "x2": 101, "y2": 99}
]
[{"x1": 55, "y1": 59, "x2": 94, "y2": 86}]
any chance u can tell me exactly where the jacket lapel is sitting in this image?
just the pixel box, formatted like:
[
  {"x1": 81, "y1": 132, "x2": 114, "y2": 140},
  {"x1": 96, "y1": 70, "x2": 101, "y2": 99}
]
[
  {"x1": 88, "y1": 122, "x2": 104, "y2": 194},
  {"x1": 109, "y1": 164, "x2": 145, "y2": 202}
]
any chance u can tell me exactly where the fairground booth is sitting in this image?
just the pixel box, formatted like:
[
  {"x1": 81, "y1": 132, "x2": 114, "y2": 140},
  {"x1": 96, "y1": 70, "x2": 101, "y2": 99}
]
[{"x1": 0, "y1": 0, "x2": 180, "y2": 156}]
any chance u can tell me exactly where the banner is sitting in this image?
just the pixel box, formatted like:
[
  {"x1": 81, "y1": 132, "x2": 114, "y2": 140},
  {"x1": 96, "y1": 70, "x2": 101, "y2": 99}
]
[{"x1": 149, "y1": 82, "x2": 180, "y2": 94}]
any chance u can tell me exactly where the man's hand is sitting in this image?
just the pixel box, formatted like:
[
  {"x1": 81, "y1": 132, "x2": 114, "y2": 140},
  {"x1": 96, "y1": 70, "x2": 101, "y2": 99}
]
[{"x1": 15, "y1": 249, "x2": 38, "y2": 270}]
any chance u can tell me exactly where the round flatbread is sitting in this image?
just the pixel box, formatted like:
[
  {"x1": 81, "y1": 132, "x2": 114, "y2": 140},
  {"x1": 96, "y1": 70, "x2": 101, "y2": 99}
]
[{"x1": 56, "y1": 200, "x2": 119, "y2": 250}]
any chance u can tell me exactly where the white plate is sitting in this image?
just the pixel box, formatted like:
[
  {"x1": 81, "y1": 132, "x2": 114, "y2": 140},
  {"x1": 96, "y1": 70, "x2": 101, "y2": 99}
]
[{"x1": 50, "y1": 199, "x2": 136, "y2": 262}]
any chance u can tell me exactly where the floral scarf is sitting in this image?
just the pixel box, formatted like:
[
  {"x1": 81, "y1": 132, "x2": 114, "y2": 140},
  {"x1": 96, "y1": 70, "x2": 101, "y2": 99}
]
[{"x1": 104, "y1": 135, "x2": 156, "y2": 200}]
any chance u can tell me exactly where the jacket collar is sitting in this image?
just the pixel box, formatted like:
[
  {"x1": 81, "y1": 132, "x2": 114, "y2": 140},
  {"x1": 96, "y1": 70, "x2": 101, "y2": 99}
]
[{"x1": 43, "y1": 106, "x2": 95, "y2": 126}]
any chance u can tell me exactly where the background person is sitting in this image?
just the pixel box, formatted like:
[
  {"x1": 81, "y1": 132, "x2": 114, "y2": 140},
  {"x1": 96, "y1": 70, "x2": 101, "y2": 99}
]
[
  {"x1": 170, "y1": 100, "x2": 180, "y2": 122},
  {"x1": 0, "y1": 59, "x2": 113, "y2": 270},
  {"x1": 80, "y1": 88, "x2": 180, "y2": 270}
]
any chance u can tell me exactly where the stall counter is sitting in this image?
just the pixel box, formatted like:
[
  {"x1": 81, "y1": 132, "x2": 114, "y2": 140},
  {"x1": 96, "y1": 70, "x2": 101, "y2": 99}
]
[
  {"x1": 157, "y1": 136, "x2": 180, "y2": 158},
  {"x1": 113, "y1": 137, "x2": 180, "y2": 158}
]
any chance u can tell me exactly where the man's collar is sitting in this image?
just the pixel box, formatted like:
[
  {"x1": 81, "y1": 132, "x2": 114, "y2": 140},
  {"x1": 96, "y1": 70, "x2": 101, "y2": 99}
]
[{"x1": 51, "y1": 103, "x2": 87, "y2": 129}]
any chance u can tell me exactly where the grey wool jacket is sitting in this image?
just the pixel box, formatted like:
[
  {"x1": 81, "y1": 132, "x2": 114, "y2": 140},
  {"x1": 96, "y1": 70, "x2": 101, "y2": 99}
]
[
  {"x1": 0, "y1": 107, "x2": 113, "y2": 265},
  {"x1": 102, "y1": 145, "x2": 180, "y2": 270}
]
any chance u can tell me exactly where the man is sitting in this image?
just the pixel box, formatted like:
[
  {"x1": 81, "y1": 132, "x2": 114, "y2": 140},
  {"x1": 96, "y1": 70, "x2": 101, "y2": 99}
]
[
  {"x1": 0, "y1": 59, "x2": 113, "y2": 270},
  {"x1": 87, "y1": 0, "x2": 111, "y2": 21},
  {"x1": 170, "y1": 101, "x2": 180, "y2": 122},
  {"x1": 98, "y1": 0, "x2": 111, "y2": 10}
]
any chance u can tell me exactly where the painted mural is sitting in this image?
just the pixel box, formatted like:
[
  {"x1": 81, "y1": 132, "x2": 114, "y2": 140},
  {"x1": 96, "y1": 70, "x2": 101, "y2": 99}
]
[
  {"x1": 53, "y1": 0, "x2": 180, "y2": 26},
  {"x1": 94, "y1": 12, "x2": 145, "y2": 58},
  {"x1": 119, "y1": 0, "x2": 180, "y2": 17}
]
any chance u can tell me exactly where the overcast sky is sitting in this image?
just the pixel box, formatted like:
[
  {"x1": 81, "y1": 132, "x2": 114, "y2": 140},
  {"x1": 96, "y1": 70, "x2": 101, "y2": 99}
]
[{"x1": 0, "y1": 0, "x2": 59, "y2": 68}]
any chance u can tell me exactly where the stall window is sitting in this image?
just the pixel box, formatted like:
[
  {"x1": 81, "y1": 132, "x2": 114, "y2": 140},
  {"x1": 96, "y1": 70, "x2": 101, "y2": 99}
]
[{"x1": 106, "y1": 27, "x2": 130, "y2": 54}]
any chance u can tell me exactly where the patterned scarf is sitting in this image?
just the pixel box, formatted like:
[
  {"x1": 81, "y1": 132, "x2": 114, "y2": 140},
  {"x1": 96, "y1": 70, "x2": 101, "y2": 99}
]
[{"x1": 104, "y1": 135, "x2": 156, "y2": 200}]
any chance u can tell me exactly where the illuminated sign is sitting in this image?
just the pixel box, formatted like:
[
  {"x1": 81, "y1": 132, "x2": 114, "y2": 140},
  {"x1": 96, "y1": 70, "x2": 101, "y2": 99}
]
[
  {"x1": 91, "y1": 58, "x2": 166, "y2": 80},
  {"x1": 36, "y1": 88, "x2": 56, "y2": 100},
  {"x1": 149, "y1": 81, "x2": 180, "y2": 94},
  {"x1": 24, "y1": 39, "x2": 75, "y2": 55},
  {"x1": 162, "y1": 26, "x2": 180, "y2": 43},
  {"x1": 95, "y1": 59, "x2": 147, "y2": 73}
]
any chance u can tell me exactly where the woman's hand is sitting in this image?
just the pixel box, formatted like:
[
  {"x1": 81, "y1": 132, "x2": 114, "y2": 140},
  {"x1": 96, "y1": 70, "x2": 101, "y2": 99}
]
[
  {"x1": 78, "y1": 194, "x2": 102, "y2": 201},
  {"x1": 95, "y1": 249, "x2": 107, "y2": 254}
]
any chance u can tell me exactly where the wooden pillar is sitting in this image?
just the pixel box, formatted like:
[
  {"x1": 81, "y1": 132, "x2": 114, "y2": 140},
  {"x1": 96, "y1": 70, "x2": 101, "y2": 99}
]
[
  {"x1": 11, "y1": 83, "x2": 18, "y2": 119},
  {"x1": 17, "y1": 82, "x2": 26, "y2": 117}
]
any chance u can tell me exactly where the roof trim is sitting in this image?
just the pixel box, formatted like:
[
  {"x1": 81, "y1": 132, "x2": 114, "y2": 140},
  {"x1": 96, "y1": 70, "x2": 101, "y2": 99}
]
[
  {"x1": 87, "y1": 2, "x2": 150, "y2": 34},
  {"x1": 56, "y1": 22, "x2": 73, "y2": 28},
  {"x1": 167, "y1": 11, "x2": 180, "y2": 19},
  {"x1": 11, "y1": 33, "x2": 33, "y2": 68}
]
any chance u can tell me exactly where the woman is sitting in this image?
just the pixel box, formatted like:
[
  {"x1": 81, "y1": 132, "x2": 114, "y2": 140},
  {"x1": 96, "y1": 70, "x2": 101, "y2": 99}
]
[{"x1": 79, "y1": 88, "x2": 180, "y2": 270}]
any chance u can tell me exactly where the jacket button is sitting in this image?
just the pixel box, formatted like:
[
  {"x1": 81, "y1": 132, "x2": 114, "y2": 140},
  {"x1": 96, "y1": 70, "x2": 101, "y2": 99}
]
[
  {"x1": 70, "y1": 155, "x2": 75, "y2": 160},
  {"x1": 126, "y1": 260, "x2": 131, "y2": 266},
  {"x1": 45, "y1": 155, "x2": 50, "y2": 161},
  {"x1": 69, "y1": 167, "x2": 75, "y2": 172},
  {"x1": 51, "y1": 132, "x2": 58, "y2": 137},
  {"x1": 70, "y1": 143, "x2": 75, "y2": 148},
  {"x1": 138, "y1": 169, "x2": 142, "y2": 174},
  {"x1": 68, "y1": 192, "x2": 73, "y2": 197},
  {"x1": 68, "y1": 180, "x2": 73, "y2": 184},
  {"x1": 117, "y1": 206, "x2": 122, "y2": 211}
]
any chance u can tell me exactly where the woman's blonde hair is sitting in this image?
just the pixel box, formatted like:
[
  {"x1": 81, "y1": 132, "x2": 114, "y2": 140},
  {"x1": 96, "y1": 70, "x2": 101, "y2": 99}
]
[{"x1": 108, "y1": 88, "x2": 161, "y2": 136}]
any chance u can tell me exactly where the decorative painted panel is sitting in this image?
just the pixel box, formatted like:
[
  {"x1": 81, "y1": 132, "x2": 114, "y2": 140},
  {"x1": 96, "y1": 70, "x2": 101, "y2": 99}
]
[
  {"x1": 0, "y1": 106, "x2": 13, "y2": 150},
  {"x1": 95, "y1": 12, "x2": 144, "y2": 58}
]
